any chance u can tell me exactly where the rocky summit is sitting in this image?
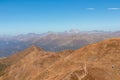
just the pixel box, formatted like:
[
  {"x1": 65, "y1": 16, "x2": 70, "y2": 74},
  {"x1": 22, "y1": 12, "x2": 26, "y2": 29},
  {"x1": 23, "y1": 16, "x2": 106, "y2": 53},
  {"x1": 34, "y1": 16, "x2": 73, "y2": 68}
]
[{"x1": 0, "y1": 38, "x2": 120, "y2": 80}]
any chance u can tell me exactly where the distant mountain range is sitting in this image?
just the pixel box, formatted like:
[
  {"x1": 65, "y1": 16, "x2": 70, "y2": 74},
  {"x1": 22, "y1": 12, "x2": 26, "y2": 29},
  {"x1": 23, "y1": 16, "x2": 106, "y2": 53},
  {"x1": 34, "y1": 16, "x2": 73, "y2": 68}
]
[{"x1": 0, "y1": 30, "x2": 120, "y2": 57}]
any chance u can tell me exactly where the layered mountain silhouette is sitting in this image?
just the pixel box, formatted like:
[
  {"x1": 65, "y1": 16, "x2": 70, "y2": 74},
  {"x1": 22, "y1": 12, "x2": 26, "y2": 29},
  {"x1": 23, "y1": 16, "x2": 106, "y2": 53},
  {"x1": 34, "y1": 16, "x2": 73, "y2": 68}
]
[
  {"x1": 0, "y1": 38, "x2": 120, "y2": 80},
  {"x1": 0, "y1": 31, "x2": 120, "y2": 57}
]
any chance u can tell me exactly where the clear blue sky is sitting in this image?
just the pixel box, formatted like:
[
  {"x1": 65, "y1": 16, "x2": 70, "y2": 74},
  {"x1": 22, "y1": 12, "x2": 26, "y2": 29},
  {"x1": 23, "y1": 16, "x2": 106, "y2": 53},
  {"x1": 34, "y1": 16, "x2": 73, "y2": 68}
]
[{"x1": 0, "y1": 0, "x2": 120, "y2": 35}]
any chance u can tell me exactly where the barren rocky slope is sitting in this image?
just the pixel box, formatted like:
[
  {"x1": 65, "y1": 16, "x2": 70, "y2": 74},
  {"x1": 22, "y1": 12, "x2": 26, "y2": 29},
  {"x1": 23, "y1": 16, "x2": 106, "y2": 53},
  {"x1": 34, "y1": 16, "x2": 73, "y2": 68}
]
[{"x1": 0, "y1": 38, "x2": 120, "y2": 80}]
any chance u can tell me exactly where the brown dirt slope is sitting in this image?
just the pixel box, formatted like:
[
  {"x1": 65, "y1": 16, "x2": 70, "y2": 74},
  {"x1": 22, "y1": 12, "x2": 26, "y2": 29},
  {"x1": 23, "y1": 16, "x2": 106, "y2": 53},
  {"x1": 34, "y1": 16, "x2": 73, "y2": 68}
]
[{"x1": 0, "y1": 38, "x2": 120, "y2": 80}]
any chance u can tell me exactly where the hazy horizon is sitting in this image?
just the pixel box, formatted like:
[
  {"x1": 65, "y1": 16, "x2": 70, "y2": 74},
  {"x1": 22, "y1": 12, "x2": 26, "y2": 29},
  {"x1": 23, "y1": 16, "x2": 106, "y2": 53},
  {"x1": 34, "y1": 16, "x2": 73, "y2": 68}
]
[
  {"x1": 0, "y1": 29, "x2": 119, "y2": 36},
  {"x1": 0, "y1": 0, "x2": 120, "y2": 35}
]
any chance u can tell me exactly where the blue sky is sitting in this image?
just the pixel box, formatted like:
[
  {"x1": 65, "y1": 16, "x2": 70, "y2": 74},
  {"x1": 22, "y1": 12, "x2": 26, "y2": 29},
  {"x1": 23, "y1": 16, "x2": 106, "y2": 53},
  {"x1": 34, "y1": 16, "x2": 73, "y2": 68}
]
[{"x1": 0, "y1": 0, "x2": 120, "y2": 35}]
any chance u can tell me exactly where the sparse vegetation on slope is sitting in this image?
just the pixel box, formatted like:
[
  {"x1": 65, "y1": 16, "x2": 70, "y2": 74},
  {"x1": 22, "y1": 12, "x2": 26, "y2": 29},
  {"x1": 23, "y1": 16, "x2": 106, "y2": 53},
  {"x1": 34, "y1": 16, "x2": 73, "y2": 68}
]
[{"x1": 0, "y1": 63, "x2": 7, "y2": 76}]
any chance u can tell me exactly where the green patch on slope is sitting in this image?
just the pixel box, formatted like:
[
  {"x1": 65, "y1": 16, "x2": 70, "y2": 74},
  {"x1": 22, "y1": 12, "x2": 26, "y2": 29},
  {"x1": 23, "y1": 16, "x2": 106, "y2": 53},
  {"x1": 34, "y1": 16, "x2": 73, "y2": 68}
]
[{"x1": 0, "y1": 63, "x2": 7, "y2": 76}]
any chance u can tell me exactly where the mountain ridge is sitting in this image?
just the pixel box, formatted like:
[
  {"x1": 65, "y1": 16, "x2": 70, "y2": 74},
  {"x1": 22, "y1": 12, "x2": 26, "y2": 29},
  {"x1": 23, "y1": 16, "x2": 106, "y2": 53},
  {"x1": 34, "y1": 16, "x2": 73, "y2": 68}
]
[
  {"x1": 0, "y1": 38, "x2": 120, "y2": 80},
  {"x1": 0, "y1": 31, "x2": 120, "y2": 57}
]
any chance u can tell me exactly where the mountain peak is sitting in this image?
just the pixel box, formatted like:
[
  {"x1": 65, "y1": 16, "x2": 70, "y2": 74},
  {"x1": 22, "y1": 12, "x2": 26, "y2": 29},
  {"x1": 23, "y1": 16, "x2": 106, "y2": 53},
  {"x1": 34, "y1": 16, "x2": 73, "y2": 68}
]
[{"x1": 28, "y1": 45, "x2": 44, "y2": 52}]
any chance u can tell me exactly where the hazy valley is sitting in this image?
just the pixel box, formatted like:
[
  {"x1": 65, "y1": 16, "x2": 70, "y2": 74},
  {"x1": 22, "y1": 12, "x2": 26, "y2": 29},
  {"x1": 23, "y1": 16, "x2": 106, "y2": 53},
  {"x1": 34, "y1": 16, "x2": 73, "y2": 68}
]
[{"x1": 0, "y1": 30, "x2": 120, "y2": 57}]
